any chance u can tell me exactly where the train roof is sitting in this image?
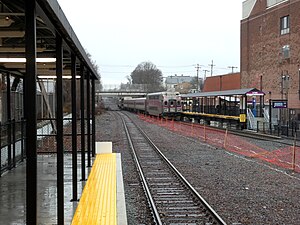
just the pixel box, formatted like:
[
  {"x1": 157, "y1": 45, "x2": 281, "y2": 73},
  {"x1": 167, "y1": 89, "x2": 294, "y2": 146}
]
[
  {"x1": 125, "y1": 97, "x2": 146, "y2": 100},
  {"x1": 122, "y1": 97, "x2": 133, "y2": 100},
  {"x1": 147, "y1": 91, "x2": 180, "y2": 96},
  {"x1": 181, "y1": 88, "x2": 264, "y2": 98}
]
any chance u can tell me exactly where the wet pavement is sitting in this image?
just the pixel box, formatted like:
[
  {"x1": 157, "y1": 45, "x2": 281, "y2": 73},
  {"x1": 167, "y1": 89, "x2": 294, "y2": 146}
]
[{"x1": 0, "y1": 154, "x2": 91, "y2": 225}]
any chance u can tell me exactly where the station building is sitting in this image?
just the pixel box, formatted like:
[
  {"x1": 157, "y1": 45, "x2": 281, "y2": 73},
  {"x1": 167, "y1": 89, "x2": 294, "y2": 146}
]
[{"x1": 241, "y1": 0, "x2": 300, "y2": 122}]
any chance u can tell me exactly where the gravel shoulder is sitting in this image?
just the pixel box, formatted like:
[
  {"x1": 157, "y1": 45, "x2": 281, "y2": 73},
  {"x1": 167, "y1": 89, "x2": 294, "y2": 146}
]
[{"x1": 96, "y1": 111, "x2": 300, "y2": 225}]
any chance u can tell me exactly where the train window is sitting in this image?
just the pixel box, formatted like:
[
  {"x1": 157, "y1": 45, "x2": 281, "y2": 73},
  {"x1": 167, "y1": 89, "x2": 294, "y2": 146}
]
[
  {"x1": 177, "y1": 101, "x2": 180, "y2": 105},
  {"x1": 164, "y1": 101, "x2": 168, "y2": 106},
  {"x1": 170, "y1": 101, "x2": 174, "y2": 106}
]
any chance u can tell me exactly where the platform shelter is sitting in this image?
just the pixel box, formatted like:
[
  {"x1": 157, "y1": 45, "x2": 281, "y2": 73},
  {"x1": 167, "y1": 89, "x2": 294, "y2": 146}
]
[{"x1": 0, "y1": 0, "x2": 100, "y2": 224}]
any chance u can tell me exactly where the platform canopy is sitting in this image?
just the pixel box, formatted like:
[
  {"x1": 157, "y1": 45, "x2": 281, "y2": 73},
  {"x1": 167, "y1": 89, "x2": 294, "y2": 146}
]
[
  {"x1": 0, "y1": 1, "x2": 100, "y2": 224},
  {"x1": 182, "y1": 88, "x2": 265, "y2": 98},
  {"x1": 0, "y1": 0, "x2": 99, "y2": 80}
]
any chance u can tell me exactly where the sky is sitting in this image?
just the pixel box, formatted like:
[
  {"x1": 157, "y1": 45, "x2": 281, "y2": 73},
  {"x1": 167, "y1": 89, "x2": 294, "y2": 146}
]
[{"x1": 57, "y1": 0, "x2": 243, "y2": 87}]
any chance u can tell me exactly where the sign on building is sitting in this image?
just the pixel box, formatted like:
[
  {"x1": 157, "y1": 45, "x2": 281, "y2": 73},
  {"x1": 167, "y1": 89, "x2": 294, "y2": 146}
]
[{"x1": 272, "y1": 100, "x2": 288, "y2": 108}]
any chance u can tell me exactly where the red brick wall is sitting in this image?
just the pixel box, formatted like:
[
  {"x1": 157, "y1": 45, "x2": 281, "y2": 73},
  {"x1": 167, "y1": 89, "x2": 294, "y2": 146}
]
[
  {"x1": 203, "y1": 73, "x2": 241, "y2": 92},
  {"x1": 241, "y1": 0, "x2": 300, "y2": 109},
  {"x1": 250, "y1": 0, "x2": 267, "y2": 17}
]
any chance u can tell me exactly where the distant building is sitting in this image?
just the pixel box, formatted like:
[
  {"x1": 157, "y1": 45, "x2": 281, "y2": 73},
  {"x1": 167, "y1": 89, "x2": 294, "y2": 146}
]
[
  {"x1": 241, "y1": 0, "x2": 300, "y2": 121},
  {"x1": 165, "y1": 75, "x2": 194, "y2": 90},
  {"x1": 174, "y1": 82, "x2": 194, "y2": 94}
]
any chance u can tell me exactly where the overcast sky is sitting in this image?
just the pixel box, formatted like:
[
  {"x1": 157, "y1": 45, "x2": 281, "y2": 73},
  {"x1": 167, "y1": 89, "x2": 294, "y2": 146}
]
[{"x1": 57, "y1": 0, "x2": 243, "y2": 86}]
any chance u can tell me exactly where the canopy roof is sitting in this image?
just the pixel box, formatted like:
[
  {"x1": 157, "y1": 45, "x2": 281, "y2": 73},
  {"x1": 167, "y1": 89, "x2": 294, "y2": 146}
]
[
  {"x1": 182, "y1": 88, "x2": 265, "y2": 98},
  {"x1": 0, "y1": 0, "x2": 99, "y2": 80}
]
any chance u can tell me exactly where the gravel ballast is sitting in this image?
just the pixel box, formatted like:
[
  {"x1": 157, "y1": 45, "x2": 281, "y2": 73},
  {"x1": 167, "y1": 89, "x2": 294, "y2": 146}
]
[{"x1": 96, "y1": 111, "x2": 300, "y2": 225}]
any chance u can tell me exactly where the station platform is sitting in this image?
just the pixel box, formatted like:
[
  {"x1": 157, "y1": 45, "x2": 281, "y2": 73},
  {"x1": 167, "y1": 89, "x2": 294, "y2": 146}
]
[
  {"x1": 72, "y1": 151, "x2": 127, "y2": 224},
  {"x1": 0, "y1": 143, "x2": 127, "y2": 224}
]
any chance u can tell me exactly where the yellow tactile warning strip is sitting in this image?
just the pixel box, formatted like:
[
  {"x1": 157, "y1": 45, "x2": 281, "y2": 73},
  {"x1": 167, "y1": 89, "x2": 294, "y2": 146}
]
[
  {"x1": 182, "y1": 112, "x2": 240, "y2": 120},
  {"x1": 72, "y1": 153, "x2": 117, "y2": 225}
]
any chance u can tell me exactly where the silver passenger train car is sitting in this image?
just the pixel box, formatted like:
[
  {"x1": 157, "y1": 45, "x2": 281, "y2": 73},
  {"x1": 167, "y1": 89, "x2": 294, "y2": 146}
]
[{"x1": 121, "y1": 91, "x2": 182, "y2": 118}]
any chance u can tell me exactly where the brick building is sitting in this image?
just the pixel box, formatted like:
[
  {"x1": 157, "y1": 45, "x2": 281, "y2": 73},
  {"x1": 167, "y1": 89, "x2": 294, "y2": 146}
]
[
  {"x1": 241, "y1": 0, "x2": 300, "y2": 121},
  {"x1": 203, "y1": 73, "x2": 241, "y2": 92}
]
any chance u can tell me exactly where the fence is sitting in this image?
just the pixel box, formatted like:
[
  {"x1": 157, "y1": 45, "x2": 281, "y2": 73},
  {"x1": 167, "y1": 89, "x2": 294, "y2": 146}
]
[
  {"x1": 36, "y1": 115, "x2": 90, "y2": 153},
  {"x1": 1, "y1": 91, "x2": 56, "y2": 124},
  {"x1": 139, "y1": 114, "x2": 300, "y2": 173},
  {"x1": 257, "y1": 120, "x2": 300, "y2": 138},
  {"x1": 0, "y1": 114, "x2": 90, "y2": 176},
  {"x1": 0, "y1": 119, "x2": 26, "y2": 176}
]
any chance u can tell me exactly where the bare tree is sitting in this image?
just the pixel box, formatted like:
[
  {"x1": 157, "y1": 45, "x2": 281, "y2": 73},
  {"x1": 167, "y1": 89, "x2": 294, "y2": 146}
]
[
  {"x1": 86, "y1": 52, "x2": 102, "y2": 91},
  {"x1": 130, "y1": 61, "x2": 164, "y2": 92},
  {"x1": 190, "y1": 76, "x2": 204, "y2": 92}
]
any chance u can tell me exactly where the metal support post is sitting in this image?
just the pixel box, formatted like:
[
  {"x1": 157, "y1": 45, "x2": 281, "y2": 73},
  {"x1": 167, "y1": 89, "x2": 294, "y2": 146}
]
[
  {"x1": 87, "y1": 71, "x2": 91, "y2": 167},
  {"x1": 0, "y1": 122, "x2": 2, "y2": 176},
  {"x1": 71, "y1": 53, "x2": 78, "y2": 201},
  {"x1": 269, "y1": 100, "x2": 272, "y2": 134},
  {"x1": 80, "y1": 64, "x2": 86, "y2": 180},
  {"x1": 12, "y1": 119, "x2": 16, "y2": 167},
  {"x1": 195, "y1": 64, "x2": 200, "y2": 92},
  {"x1": 7, "y1": 72, "x2": 11, "y2": 169},
  {"x1": 292, "y1": 133, "x2": 297, "y2": 171},
  {"x1": 56, "y1": 33, "x2": 64, "y2": 225},
  {"x1": 21, "y1": 118, "x2": 24, "y2": 161},
  {"x1": 91, "y1": 78, "x2": 96, "y2": 157},
  {"x1": 25, "y1": 0, "x2": 37, "y2": 223}
]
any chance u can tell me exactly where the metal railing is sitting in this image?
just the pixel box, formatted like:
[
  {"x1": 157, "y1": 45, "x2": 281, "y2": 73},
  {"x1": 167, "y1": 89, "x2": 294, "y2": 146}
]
[
  {"x1": 247, "y1": 108, "x2": 255, "y2": 130},
  {"x1": 36, "y1": 114, "x2": 92, "y2": 153},
  {"x1": 0, "y1": 119, "x2": 26, "y2": 176},
  {"x1": 263, "y1": 107, "x2": 269, "y2": 122},
  {"x1": 256, "y1": 120, "x2": 299, "y2": 138}
]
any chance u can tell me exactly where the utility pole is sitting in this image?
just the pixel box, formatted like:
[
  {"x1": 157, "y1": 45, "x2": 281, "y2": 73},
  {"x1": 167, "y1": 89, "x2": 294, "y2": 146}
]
[
  {"x1": 195, "y1": 64, "x2": 201, "y2": 92},
  {"x1": 203, "y1": 69, "x2": 210, "y2": 81},
  {"x1": 228, "y1": 66, "x2": 238, "y2": 73},
  {"x1": 202, "y1": 69, "x2": 210, "y2": 92},
  {"x1": 208, "y1": 60, "x2": 215, "y2": 76}
]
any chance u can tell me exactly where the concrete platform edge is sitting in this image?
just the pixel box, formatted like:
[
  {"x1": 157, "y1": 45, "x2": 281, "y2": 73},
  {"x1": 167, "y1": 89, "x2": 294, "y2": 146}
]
[{"x1": 116, "y1": 153, "x2": 128, "y2": 225}]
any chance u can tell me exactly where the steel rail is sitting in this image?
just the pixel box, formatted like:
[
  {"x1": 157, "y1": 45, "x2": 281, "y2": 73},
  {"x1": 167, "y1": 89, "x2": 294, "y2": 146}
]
[
  {"x1": 135, "y1": 118, "x2": 228, "y2": 225},
  {"x1": 120, "y1": 115, "x2": 162, "y2": 225},
  {"x1": 120, "y1": 111, "x2": 227, "y2": 225}
]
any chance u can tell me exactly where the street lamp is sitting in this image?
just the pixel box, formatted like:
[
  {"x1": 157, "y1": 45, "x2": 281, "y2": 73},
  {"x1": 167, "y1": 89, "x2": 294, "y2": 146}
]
[{"x1": 195, "y1": 64, "x2": 200, "y2": 92}]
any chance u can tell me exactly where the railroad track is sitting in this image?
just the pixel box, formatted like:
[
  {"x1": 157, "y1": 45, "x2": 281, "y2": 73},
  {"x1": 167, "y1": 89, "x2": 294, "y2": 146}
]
[{"x1": 119, "y1": 112, "x2": 227, "y2": 225}]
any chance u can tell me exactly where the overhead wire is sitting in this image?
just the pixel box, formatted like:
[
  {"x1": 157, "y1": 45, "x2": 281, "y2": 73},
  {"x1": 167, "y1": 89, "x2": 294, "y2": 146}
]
[
  {"x1": 99, "y1": 64, "x2": 197, "y2": 68},
  {"x1": 99, "y1": 64, "x2": 239, "y2": 75}
]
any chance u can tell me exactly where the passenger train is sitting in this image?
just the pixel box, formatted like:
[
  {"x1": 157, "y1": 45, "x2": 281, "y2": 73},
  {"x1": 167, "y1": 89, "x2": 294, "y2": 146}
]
[
  {"x1": 119, "y1": 88, "x2": 265, "y2": 130},
  {"x1": 120, "y1": 91, "x2": 182, "y2": 119}
]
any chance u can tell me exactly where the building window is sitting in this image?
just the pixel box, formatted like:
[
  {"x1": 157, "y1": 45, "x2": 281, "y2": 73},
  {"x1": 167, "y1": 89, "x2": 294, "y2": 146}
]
[
  {"x1": 282, "y1": 45, "x2": 290, "y2": 59},
  {"x1": 280, "y1": 16, "x2": 290, "y2": 35}
]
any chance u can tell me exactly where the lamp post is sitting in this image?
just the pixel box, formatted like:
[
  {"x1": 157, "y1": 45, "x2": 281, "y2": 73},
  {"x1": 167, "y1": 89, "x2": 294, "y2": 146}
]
[
  {"x1": 195, "y1": 64, "x2": 200, "y2": 92},
  {"x1": 281, "y1": 73, "x2": 290, "y2": 123}
]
